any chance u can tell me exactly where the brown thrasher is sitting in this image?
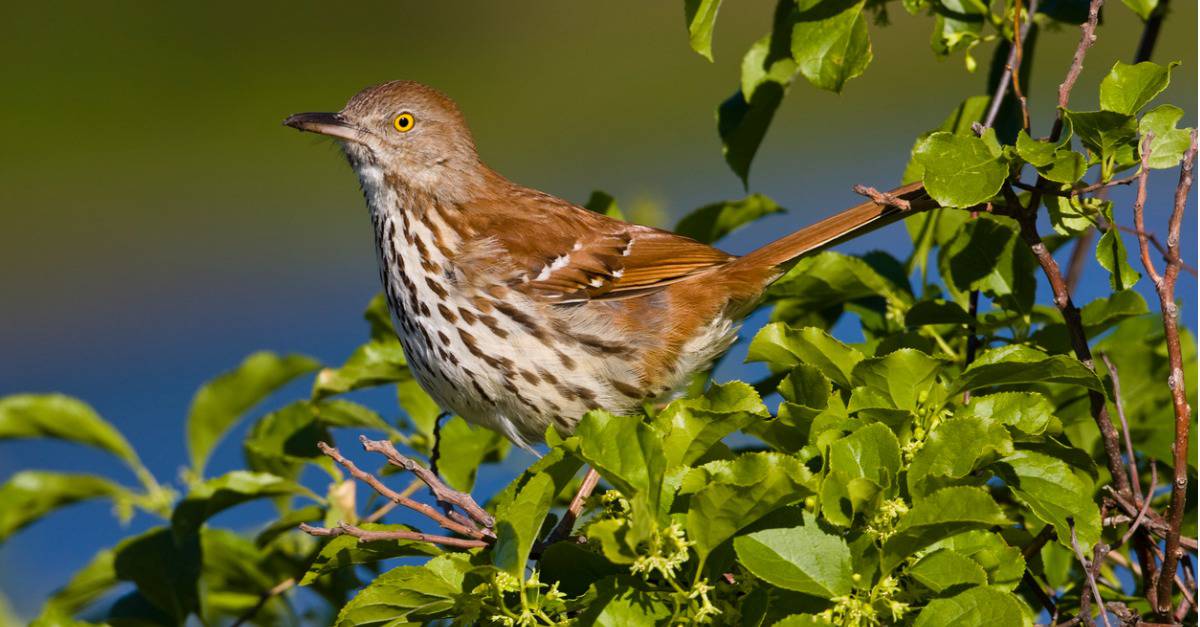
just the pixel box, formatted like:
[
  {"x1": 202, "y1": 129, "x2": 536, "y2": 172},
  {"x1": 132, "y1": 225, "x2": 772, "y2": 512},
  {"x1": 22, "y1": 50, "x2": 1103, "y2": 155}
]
[{"x1": 285, "y1": 81, "x2": 932, "y2": 450}]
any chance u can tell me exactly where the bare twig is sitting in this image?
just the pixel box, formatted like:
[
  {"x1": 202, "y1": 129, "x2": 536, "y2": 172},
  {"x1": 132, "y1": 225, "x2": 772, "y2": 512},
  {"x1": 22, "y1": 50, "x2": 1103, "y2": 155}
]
[
  {"x1": 1106, "y1": 487, "x2": 1199, "y2": 552},
  {"x1": 1069, "y1": 518, "x2": 1112, "y2": 627},
  {"x1": 300, "y1": 521, "x2": 489, "y2": 549},
  {"x1": 362, "y1": 478, "x2": 424, "y2": 524},
  {"x1": 317, "y1": 441, "x2": 485, "y2": 539},
  {"x1": 230, "y1": 577, "x2": 297, "y2": 627},
  {"x1": 1100, "y1": 353, "x2": 1143, "y2": 503},
  {"x1": 1114, "y1": 225, "x2": 1199, "y2": 277},
  {"x1": 1120, "y1": 462, "x2": 1158, "y2": 547},
  {"x1": 852, "y1": 184, "x2": 912, "y2": 211},
  {"x1": 361, "y1": 436, "x2": 496, "y2": 530},
  {"x1": 1049, "y1": 0, "x2": 1102, "y2": 141},
  {"x1": 982, "y1": 0, "x2": 1038, "y2": 129},
  {"x1": 1152, "y1": 130, "x2": 1197, "y2": 620},
  {"x1": 542, "y1": 467, "x2": 602, "y2": 549},
  {"x1": 1011, "y1": 174, "x2": 1140, "y2": 197}
]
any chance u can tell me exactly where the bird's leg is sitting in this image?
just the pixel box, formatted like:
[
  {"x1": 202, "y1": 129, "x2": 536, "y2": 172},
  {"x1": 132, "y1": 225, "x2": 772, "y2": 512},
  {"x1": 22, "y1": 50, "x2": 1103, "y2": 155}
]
[
  {"x1": 429, "y1": 411, "x2": 449, "y2": 478},
  {"x1": 543, "y1": 467, "x2": 602, "y2": 546}
]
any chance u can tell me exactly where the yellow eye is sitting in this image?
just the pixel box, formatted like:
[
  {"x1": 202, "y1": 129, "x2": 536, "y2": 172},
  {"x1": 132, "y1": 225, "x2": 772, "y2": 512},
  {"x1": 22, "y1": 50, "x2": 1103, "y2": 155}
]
[{"x1": 392, "y1": 113, "x2": 415, "y2": 133}]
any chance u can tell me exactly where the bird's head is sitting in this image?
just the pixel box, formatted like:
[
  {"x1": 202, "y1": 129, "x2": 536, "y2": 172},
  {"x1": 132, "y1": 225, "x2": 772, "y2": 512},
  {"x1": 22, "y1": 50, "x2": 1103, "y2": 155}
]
[{"x1": 285, "y1": 81, "x2": 483, "y2": 195}]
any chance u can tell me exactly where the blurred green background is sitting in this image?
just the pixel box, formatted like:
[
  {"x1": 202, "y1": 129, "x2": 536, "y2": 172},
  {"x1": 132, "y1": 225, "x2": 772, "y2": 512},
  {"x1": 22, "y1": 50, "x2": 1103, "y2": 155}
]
[{"x1": 1, "y1": 1, "x2": 1194, "y2": 619}]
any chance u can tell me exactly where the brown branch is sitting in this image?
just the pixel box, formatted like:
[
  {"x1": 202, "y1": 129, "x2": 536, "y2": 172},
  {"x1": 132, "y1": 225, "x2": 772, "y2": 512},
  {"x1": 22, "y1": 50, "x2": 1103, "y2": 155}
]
[
  {"x1": 316, "y1": 441, "x2": 485, "y2": 539},
  {"x1": 542, "y1": 467, "x2": 602, "y2": 549},
  {"x1": 1152, "y1": 129, "x2": 1197, "y2": 620},
  {"x1": 982, "y1": 0, "x2": 1038, "y2": 130},
  {"x1": 299, "y1": 521, "x2": 489, "y2": 549},
  {"x1": 1120, "y1": 462, "x2": 1157, "y2": 548},
  {"x1": 1176, "y1": 556, "x2": 1196, "y2": 622},
  {"x1": 1115, "y1": 225, "x2": 1199, "y2": 277},
  {"x1": 1069, "y1": 518, "x2": 1112, "y2": 627},
  {"x1": 1106, "y1": 487, "x2": 1199, "y2": 552},
  {"x1": 1100, "y1": 353, "x2": 1143, "y2": 504},
  {"x1": 1133, "y1": 136, "x2": 1164, "y2": 285},
  {"x1": 852, "y1": 184, "x2": 912, "y2": 211},
  {"x1": 362, "y1": 478, "x2": 423, "y2": 524},
  {"x1": 1011, "y1": 174, "x2": 1139, "y2": 198},
  {"x1": 1049, "y1": 0, "x2": 1102, "y2": 141},
  {"x1": 230, "y1": 577, "x2": 296, "y2": 627},
  {"x1": 1011, "y1": 205, "x2": 1133, "y2": 502},
  {"x1": 360, "y1": 436, "x2": 496, "y2": 530}
]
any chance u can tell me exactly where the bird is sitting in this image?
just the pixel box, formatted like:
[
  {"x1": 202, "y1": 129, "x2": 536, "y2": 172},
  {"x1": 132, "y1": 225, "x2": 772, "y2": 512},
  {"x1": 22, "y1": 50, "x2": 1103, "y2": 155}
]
[{"x1": 284, "y1": 80, "x2": 933, "y2": 451}]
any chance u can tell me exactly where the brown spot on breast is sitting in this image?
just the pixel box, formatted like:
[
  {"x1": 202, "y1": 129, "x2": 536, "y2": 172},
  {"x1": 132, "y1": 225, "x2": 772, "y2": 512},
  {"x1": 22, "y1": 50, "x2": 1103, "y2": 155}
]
[
  {"x1": 519, "y1": 369, "x2": 540, "y2": 385},
  {"x1": 473, "y1": 296, "x2": 494, "y2": 313},
  {"x1": 536, "y1": 368, "x2": 559, "y2": 385},
  {"x1": 610, "y1": 379, "x2": 645, "y2": 400},
  {"x1": 556, "y1": 350, "x2": 577, "y2": 370},
  {"x1": 470, "y1": 377, "x2": 493, "y2": 403},
  {"x1": 477, "y1": 314, "x2": 509, "y2": 339},
  {"x1": 458, "y1": 307, "x2": 478, "y2": 324},
  {"x1": 425, "y1": 277, "x2": 449, "y2": 299},
  {"x1": 437, "y1": 330, "x2": 451, "y2": 347},
  {"x1": 437, "y1": 303, "x2": 457, "y2": 322}
]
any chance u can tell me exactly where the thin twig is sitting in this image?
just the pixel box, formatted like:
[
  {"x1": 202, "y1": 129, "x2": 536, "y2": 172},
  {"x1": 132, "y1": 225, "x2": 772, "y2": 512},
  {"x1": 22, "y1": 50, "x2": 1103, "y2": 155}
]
[
  {"x1": 300, "y1": 521, "x2": 489, "y2": 549},
  {"x1": 1152, "y1": 129, "x2": 1197, "y2": 620},
  {"x1": 1120, "y1": 462, "x2": 1158, "y2": 547},
  {"x1": 361, "y1": 436, "x2": 496, "y2": 530},
  {"x1": 317, "y1": 441, "x2": 484, "y2": 539},
  {"x1": 230, "y1": 577, "x2": 297, "y2": 627},
  {"x1": 542, "y1": 467, "x2": 602, "y2": 549},
  {"x1": 1011, "y1": 174, "x2": 1139, "y2": 197},
  {"x1": 1069, "y1": 518, "x2": 1112, "y2": 627},
  {"x1": 982, "y1": 0, "x2": 1038, "y2": 130},
  {"x1": 1114, "y1": 225, "x2": 1199, "y2": 277},
  {"x1": 362, "y1": 478, "x2": 423, "y2": 524},
  {"x1": 1100, "y1": 353, "x2": 1143, "y2": 504},
  {"x1": 1050, "y1": 0, "x2": 1102, "y2": 141},
  {"x1": 1133, "y1": 136, "x2": 1164, "y2": 285},
  {"x1": 852, "y1": 184, "x2": 912, "y2": 211}
]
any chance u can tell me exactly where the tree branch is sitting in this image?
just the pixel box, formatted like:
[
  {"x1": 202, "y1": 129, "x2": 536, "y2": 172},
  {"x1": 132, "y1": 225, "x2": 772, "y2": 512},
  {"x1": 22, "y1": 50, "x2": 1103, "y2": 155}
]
[
  {"x1": 299, "y1": 521, "x2": 489, "y2": 549},
  {"x1": 1152, "y1": 129, "x2": 1197, "y2": 620},
  {"x1": 360, "y1": 436, "x2": 496, "y2": 530}
]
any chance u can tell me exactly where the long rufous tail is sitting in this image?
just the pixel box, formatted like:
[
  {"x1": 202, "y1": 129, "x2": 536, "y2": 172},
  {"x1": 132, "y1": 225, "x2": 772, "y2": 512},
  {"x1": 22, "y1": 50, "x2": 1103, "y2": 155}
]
[{"x1": 734, "y1": 182, "x2": 936, "y2": 271}]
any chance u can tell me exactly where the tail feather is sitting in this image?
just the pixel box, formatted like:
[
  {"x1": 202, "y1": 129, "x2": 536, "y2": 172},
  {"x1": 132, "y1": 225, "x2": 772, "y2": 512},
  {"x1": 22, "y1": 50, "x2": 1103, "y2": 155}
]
[{"x1": 734, "y1": 182, "x2": 936, "y2": 271}]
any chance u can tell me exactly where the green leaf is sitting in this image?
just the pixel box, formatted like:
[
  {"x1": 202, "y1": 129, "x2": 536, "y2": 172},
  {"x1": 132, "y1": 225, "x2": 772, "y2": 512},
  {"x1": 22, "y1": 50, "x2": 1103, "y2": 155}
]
[
  {"x1": 956, "y1": 392, "x2": 1053, "y2": 437},
  {"x1": 1062, "y1": 109, "x2": 1140, "y2": 178},
  {"x1": 930, "y1": 0, "x2": 986, "y2": 58},
  {"x1": 299, "y1": 523, "x2": 439, "y2": 585},
  {"x1": 1096, "y1": 208, "x2": 1141, "y2": 291},
  {"x1": 187, "y1": 351, "x2": 319, "y2": 476},
  {"x1": 747, "y1": 323, "x2": 864, "y2": 388},
  {"x1": 883, "y1": 486, "x2": 1007, "y2": 570},
  {"x1": 791, "y1": 0, "x2": 873, "y2": 93},
  {"x1": 243, "y1": 402, "x2": 331, "y2": 482},
  {"x1": 904, "y1": 300, "x2": 975, "y2": 327},
  {"x1": 908, "y1": 415, "x2": 1013, "y2": 498},
  {"x1": 0, "y1": 471, "x2": 127, "y2": 542},
  {"x1": 1139, "y1": 105, "x2": 1195, "y2": 169},
  {"x1": 577, "y1": 576, "x2": 673, "y2": 626},
  {"x1": 952, "y1": 345, "x2": 1103, "y2": 395},
  {"x1": 333, "y1": 553, "x2": 470, "y2": 626},
  {"x1": 913, "y1": 586, "x2": 1024, "y2": 626},
  {"x1": 655, "y1": 380, "x2": 768, "y2": 468},
  {"x1": 434, "y1": 416, "x2": 506, "y2": 493},
  {"x1": 733, "y1": 512, "x2": 852, "y2": 598},
  {"x1": 674, "y1": 194, "x2": 783, "y2": 244},
  {"x1": 903, "y1": 95, "x2": 990, "y2": 184},
  {"x1": 584, "y1": 190, "x2": 625, "y2": 220},
  {"x1": 1046, "y1": 194, "x2": 1098, "y2": 236},
  {"x1": 572, "y1": 411, "x2": 667, "y2": 520},
  {"x1": 850, "y1": 349, "x2": 943, "y2": 413},
  {"x1": 820, "y1": 423, "x2": 901, "y2": 526},
  {"x1": 113, "y1": 527, "x2": 202, "y2": 622},
  {"x1": 38, "y1": 548, "x2": 118, "y2": 620},
  {"x1": 720, "y1": 0, "x2": 799, "y2": 185},
  {"x1": 172, "y1": 471, "x2": 314, "y2": 537},
  {"x1": 769, "y1": 252, "x2": 908, "y2": 308},
  {"x1": 908, "y1": 548, "x2": 988, "y2": 592},
  {"x1": 492, "y1": 472, "x2": 557, "y2": 577},
  {"x1": 1033, "y1": 289, "x2": 1150, "y2": 353},
  {"x1": 927, "y1": 529, "x2": 1025, "y2": 590},
  {"x1": 1099, "y1": 61, "x2": 1175, "y2": 115},
  {"x1": 940, "y1": 214, "x2": 1037, "y2": 315},
  {"x1": 1017, "y1": 131, "x2": 1087, "y2": 184},
  {"x1": 684, "y1": 0, "x2": 723, "y2": 61},
  {"x1": 994, "y1": 449, "x2": 1102, "y2": 550},
  {"x1": 312, "y1": 341, "x2": 407, "y2": 400},
  {"x1": 685, "y1": 452, "x2": 813, "y2": 558},
  {"x1": 1121, "y1": 0, "x2": 1159, "y2": 20},
  {"x1": 538, "y1": 542, "x2": 625, "y2": 597},
  {"x1": 0, "y1": 394, "x2": 139, "y2": 468},
  {"x1": 912, "y1": 132, "x2": 1007, "y2": 207}
]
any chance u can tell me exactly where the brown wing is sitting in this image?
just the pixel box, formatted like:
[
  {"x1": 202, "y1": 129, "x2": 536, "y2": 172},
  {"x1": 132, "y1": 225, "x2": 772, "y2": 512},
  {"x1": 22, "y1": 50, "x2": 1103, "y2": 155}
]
[{"x1": 455, "y1": 185, "x2": 733, "y2": 303}]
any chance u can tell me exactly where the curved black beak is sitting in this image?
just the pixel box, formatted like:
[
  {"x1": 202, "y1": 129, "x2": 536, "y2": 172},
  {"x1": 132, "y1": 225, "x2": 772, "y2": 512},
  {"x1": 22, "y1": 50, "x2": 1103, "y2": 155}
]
[{"x1": 283, "y1": 112, "x2": 365, "y2": 143}]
